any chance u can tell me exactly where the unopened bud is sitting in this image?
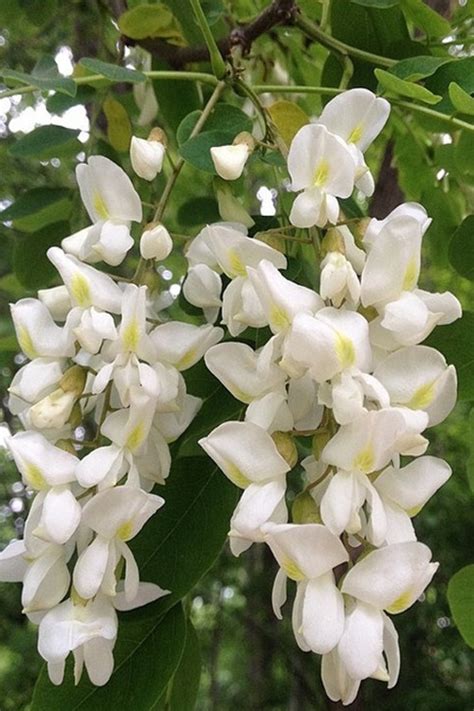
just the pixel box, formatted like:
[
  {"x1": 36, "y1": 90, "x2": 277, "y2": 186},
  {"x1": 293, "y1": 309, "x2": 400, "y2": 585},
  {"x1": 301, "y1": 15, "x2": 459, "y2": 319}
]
[
  {"x1": 29, "y1": 389, "x2": 76, "y2": 430},
  {"x1": 130, "y1": 134, "x2": 165, "y2": 181},
  {"x1": 272, "y1": 431, "x2": 298, "y2": 468},
  {"x1": 355, "y1": 217, "x2": 371, "y2": 244},
  {"x1": 292, "y1": 491, "x2": 322, "y2": 524},
  {"x1": 59, "y1": 365, "x2": 87, "y2": 397},
  {"x1": 210, "y1": 134, "x2": 254, "y2": 181},
  {"x1": 321, "y1": 228, "x2": 345, "y2": 257},
  {"x1": 312, "y1": 429, "x2": 331, "y2": 460},
  {"x1": 55, "y1": 439, "x2": 77, "y2": 455},
  {"x1": 69, "y1": 401, "x2": 83, "y2": 429},
  {"x1": 140, "y1": 222, "x2": 173, "y2": 261}
]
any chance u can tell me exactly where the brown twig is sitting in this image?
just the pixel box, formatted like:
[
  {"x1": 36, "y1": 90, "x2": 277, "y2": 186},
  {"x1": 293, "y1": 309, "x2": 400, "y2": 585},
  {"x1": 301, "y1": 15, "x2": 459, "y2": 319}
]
[{"x1": 122, "y1": 0, "x2": 298, "y2": 69}]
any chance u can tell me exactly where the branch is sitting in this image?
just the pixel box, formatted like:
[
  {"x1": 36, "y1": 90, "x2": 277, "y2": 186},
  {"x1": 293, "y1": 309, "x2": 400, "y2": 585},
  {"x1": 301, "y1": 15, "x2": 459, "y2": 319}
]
[{"x1": 122, "y1": 0, "x2": 298, "y2": 69}]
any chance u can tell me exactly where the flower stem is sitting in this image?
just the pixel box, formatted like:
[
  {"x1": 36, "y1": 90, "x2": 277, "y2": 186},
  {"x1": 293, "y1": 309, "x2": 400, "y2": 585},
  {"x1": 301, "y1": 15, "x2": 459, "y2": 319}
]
[{"x1": 189, "y1": 0, "x2": 227, "y2": 79}]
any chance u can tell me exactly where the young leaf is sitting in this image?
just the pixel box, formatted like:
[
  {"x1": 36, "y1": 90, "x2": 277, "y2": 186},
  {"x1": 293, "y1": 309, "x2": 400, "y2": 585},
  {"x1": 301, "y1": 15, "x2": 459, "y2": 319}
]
[
  {"x1": 400, "y1": 0, "x2": 451, "y2": 38},
  {"x1": 375, "y1": 68, "x2": 442, "y2": 104},
  {"x1": 31, "y1": 603, "x2": 186, "y2": 710},
  {"x1": 267, "y1": 100, "x2": 309, "y2": 148},
  {"x1": 103, "y1": 96, "x2": 132, "y2": 152},
  {"x1": 447, "y1": 565, "x2": 474, "y2": 648},
  {"x1": 9, "y1": 126, "x2": 81, "y2": 160},
  {"x1": 448, "y1": 82, "x2": 474, "y2": 116},
  {"x1": 118, "y1": 3, "x2": 182, "y2": 42},
  {"x1": 79, "y1": 58, "x2": 146, "y2": 84},
  {"x1": 448, "y1": 215, "x2": 474, "y2": 281}
]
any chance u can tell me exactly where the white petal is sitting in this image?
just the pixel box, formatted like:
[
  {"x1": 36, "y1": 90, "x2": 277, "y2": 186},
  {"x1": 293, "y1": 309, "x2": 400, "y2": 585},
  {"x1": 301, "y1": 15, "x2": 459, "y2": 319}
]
[
  {"x1": 271, "y1": 568, "x2": 288, "y2": 620},
  {"x1": 338, "y1": 601, "x2": 384, "y2": 680},
  {"x1": 301, "y1": 572, "x2": 345, "y2": 654},
  {"x1": 41, "y1": 487, "x2": 82, "y2": 544},
  {"x1": 76, "y1": 155, "x2": 142, "y2": 223},
  {"x1": 375, "y1": 456, "x2": 451, "y2": 516},
  {"x1": 73, "y1": 536, "x2": 111, "y2": 600}
]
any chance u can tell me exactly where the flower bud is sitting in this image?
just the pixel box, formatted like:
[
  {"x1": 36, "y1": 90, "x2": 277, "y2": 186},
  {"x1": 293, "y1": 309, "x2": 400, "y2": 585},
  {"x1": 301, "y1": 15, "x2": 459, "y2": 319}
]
[
  {"x1": 29, "y1": 389, "x2": 76, "y2": 430},
  {"x1": 59, "y1": 365, "x2": 87, "y2": 397},
  {"x1": 211, "y1": 132, "x2": 255, "y2": 182},
  {"x1": 140, "y1": 222, "x2": 173, "y2": 261},
  {"x1": 130, "y1": 132, "x2": 166, "y2": 181},
  {"x1": 272, "y1": 431, "x2": 298, "y2": 468},
  {"x1": 292, "y1": 491, "x2": 322, "y2": 524}
]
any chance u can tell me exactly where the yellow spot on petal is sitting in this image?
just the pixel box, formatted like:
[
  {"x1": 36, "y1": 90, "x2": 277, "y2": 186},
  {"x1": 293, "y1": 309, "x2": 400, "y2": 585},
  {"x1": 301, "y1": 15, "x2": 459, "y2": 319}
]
[
  {"x1": 353, "y1": 445, "x2": 375, "y2": 473},
  {"x1": 228, "y1": 249, "x2": 247, "y2": 278},
  {"x1": 177, "y1": 348, "x2": 197, "y2": 370},
  {"x1": 231, "y1": 387, "x2": 253, "y2": 404},
  {"x1": 24, "y1": 462, "x2": 46, "y2": 490},
  {"x1": 17, "y1": 326, "x2": 38, "y2": 359},
  {"x1": 93, "y1": 191, "x2": 109, "y2": 220},
  {"x1": 348, "y1": 123, "x2": 364, "y2": 145},
  {"x1": 70, "y1": 273, "x2": 92, "y2": 308},
  {"x1": 122, "y1": 319, "x2": 140, "y2": 352},
  {"x1": 269, "y1": 305, "x2": 291, "y2": 332},
  {"x1": 386, "y1": 589, "x2": 413, "y2": 614},
  {"x1": 224, "y1": 461, "x2": 251, "y2": 489},
  {"x1": 313, "y1": 159, "x2": 330, "y2": 187},
  {"x1": 126, "y1": 423, "x2": 145, "y2": 452},
  {"x1": 335, "y1": 332, "x2": 356, "y2": 369},
  {"x1": 406, "y1": 504, "x2": 423, "y2": 517},
  {"x1": 117, "y1": 520, "x2": 134, "y2": 541},
  {"x1": 281, "y1": 556, "x2": 305, "y2": 581},
  {"x1": 407, "y1": 381, "x2": 436, "y2": 410},
  {"x1": 402, "y1": 258, "x2": 418, "y2": 291}
]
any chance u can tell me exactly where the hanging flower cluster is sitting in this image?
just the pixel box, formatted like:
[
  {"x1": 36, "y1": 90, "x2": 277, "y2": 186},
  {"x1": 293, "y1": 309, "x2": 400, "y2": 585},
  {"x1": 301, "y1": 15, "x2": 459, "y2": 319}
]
[
  {"x1": 0, "y1": 149, "x2": 223, "y2": 686},
  {"x1": 0, "y1": 88, "x2": 461, "y2": 703},
  {"x1": 192, "y1": 90, "x2": 461, "y2": 704}
]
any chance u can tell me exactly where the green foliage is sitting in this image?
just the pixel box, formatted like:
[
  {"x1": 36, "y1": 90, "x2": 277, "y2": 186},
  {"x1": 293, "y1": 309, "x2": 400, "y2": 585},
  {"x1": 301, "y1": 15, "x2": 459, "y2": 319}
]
[
  {"x1": 79, "y1": 58, "x2": 146, "y2": 84},
  {"x1": 13, "y1": 221, "x2": 70, "y2": 289},
  {"x1": 448, "y1": 82, "x2": 474, "y2": 116},
  {"x1": 0, "y1": 188, "x2": 71, "y2": 232},
  {"x1": 375, "y1": 68, "x2": 442, "y2": 104},
  {"x1": 449, "y1": 216, "x2": 474, "y2": 281},
  {"x1": 118, "y1": 3, "x2": 183, "y2": 42},
  {"x1": 426, "y1": 312, "x2": 474, "y2": 401},
  {"x1": 8, "y1": 126, "x2": 80, "y2": 160},
  {"x1": 447, "y1": 565, "x2": 474, "y2": 648},
  {"x1": 166, "y1": 619, "x2": 202, "y2": 711},
  {"x1": 1, "y1": 55, "x2": 76, "y2": 96}
]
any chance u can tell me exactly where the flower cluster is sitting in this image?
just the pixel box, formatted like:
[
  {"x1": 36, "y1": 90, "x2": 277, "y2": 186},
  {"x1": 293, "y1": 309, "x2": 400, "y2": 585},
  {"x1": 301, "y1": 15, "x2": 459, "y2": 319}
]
[
  {"x1": 0, "y1": 152, "x2": 222, "y2": 686},
  {"x1": 190, "y1": 90, "x2": 461, "y2": 704}
]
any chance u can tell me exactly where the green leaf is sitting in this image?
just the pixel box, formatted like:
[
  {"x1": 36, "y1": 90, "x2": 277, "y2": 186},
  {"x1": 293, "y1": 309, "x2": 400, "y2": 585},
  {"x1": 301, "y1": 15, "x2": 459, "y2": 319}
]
[
  {"x1": 46, "y1": 85, "x2": 96, "y2": 115},
  {"x1": 0, "y1": 188, "x2": 72, "y2": 232},
  {"x1": 131, "y1": 457, "x2": 238, "y2": 613},
  {"x1": 19, "y1": 0, "x2": 57, "y2": 26},
  {"x1": 267, "y1": 100, "x2": 309, "y2": 148},
  {"x1": 31, "y1": 604, "x2": 186, "y2": 710},
  {"x1": 151, "y1": 56, "x2": 201, "y2": 132},
  {"x1": 118, "y1": 3, "x2": 183, "y2": 42},
  {"x1": 168, "y1": 619, "x2": 201, "y2": 711},
  {"x1": 180, "y1": 130, "x2": 238, "y2": 173},
  {"x1": 13, "y1": 221, "x2": 70, "y2": 289},
  {"x1": 9, "y1": 126, "x2": 81, "y2": 160},
  {"x1": 448, "y1": 216, "x2": 474, "y2": 281},
  {"x1": 375, "y1": 68, "x2": 442, "y2": 104},
  {"x1": 351, "y1": 0, "x2": 399, "y2": 6},
  {"x1": 79, "y1": 58, "x2": 146, "y2": 84},
  {"x1": 425, "y1": 57, "x2": 474, "y2": 114},
  {"x1": 467, "y1": 409, "x2": 474, "y2": 494},
  {"x1": 447, "y1": 565, "x2": 474, "y2": 648},
  {"x1": 177, "y1": 197, "x2": 220, "y2": 226},
  {"x1": 448, "y1": 82, "x2": 474, "y2": 116},
  {"x1": 176, "y1": 104, "x2": 253, "y2": 146},
  {"x1": 400, "y1": 0, "x2": 451, "y2": 38},
  {"x1": 1, "y1": 55, "x2": 76, "y2": 97},
  {"x1": 425, "y1": 312, "x2": 474, "y2": 401},
  {"x1": 0, "y1": 335, "x2": 18, "y2": 352},
  {"x1": 103, "y1": 96, "x2": 132, "y2": 152},
  {"x1": 390, "y1": 56, "x2": 453, "y2": 82}
]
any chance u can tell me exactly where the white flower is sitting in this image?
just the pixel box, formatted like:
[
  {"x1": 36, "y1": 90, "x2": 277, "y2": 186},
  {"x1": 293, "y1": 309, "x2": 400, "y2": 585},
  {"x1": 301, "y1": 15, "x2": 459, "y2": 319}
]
[
  {"x1": 10, "y1": 298, "x2": 75, "y2": 360},
  {"x1": 320, "y1": 251, "x2": 361, "y2": 307},
  {"x1": 140, "y1": 223, "x2": 173, "y2": 260},
  {"x1": 211, "y1": 143, "x2": 250, "y2": 181},
  {"x1": 130, "y1": 135, "x2": 165, "y2": 181},
  {"x1": 364, "y1": 202, "x2": 431, "y2": 249},
  {"x1": 373, "y1": 345, "x2": 457, "y2": 426},
  {"x1": 287, "y1": 124, "x2": 356, "y2": 228},
  {"x1": 73, "y1": 486, "x2": 164, "y2": 601},
  {"x1": 8, "y1": 358, "x2": 64, "y2": 417},
  {"x1": 149, "y1": 321, "x2": 223, "y2": 371},
  {"x1": 263, "y1": 522, "x2": 349, "y2": 653},
  {"x1": 183, "y1": 264, "x2": 222, "y2": 323}
]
